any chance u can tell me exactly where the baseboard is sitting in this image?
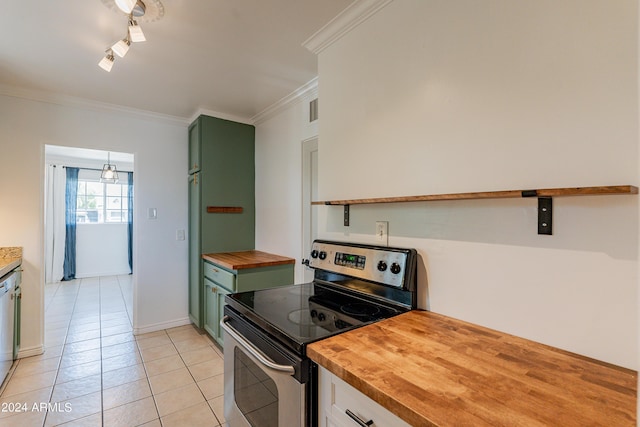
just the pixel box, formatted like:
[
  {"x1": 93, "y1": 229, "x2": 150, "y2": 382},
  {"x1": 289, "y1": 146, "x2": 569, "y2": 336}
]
[
  {"x1": 75, "y1": 271, "x2": 131, "y2": 279},
  {"x1": 133, "y1": 317, "x2": 192, "y2": 335},
  {"x1": 16, "y1": 344, "x2": 45, "y2": 359}
]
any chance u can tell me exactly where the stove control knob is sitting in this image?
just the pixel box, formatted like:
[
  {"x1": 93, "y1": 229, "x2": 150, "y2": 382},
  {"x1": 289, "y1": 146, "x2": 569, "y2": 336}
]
[
  {"x1": 317, "y1": 312, "x2": 326, "y2": 322},
  {"x1": 319, "y1": 251, "x2": 327, "y2": 260},
  {"x1": 311, "y1": 250, "x2": 319, "y2": 259},
  {"x1": 377, "y1": 261, "x2": 387, "y2": 272},
  {"x1": 390, "y1": 263, "x2": 402, "y2": 274}
]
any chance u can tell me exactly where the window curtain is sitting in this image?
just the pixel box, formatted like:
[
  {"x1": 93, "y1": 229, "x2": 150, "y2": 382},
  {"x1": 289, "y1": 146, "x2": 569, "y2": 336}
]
[
  {"x1": 44, "y1": 165, "x2": 67, "y2": 283},
  {"x1": 127, "y1": 171, "x2": 134, "y2": 273},
  {"x1": 63, "y1": 167, "x2": 79, "y2": 281}
]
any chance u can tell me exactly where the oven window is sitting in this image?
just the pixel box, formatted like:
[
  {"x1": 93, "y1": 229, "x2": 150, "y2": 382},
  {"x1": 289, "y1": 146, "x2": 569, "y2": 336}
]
[{"x1": 234, "y1": 347, "x2": 279, "y2": 427}]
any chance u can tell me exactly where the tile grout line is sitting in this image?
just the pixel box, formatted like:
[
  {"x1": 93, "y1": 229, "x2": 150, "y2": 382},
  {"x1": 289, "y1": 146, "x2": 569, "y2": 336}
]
[
  {"x1": 99, "y1": 276, "x2": 105, "y2": 427},
  {"x1": 45, "y1": 278, "x2": 82, "y2": 427}
]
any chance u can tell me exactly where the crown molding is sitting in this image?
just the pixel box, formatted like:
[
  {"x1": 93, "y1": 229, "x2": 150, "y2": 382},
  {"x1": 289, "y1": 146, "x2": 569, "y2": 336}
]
[
  {"x1": 302, "y1": 0, "x2": 394, "y2": 55},
  {"x1": 251, "y1": 77, "x2": 318, "y2": 126},
  {"x1": 187, "y1": 108, "x2": 253, "y2": 127},
  {"x1": 0, "y1": 84, "x2": 189, "y2": 126}
]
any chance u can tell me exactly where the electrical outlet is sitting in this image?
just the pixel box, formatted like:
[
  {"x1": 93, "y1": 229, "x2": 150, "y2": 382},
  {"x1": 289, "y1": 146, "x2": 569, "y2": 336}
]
[{"x1": 376, "y1": 221, "x2": 388, "y2": 246}]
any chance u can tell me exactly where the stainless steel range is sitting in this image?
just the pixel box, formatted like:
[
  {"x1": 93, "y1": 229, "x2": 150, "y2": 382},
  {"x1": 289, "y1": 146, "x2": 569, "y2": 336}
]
[{"x1": 221, "y1": 240, "x2": 417, "y2": 427}]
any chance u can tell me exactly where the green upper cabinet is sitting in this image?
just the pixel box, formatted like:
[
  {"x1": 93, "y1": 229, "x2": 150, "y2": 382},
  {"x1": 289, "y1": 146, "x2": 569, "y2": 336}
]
[
  {"x1": 188, "y1": 115, "x2": 255, "y2": 328},
  {"x1": 199, "y1": 116, "x2": 255, "y2": 253}
]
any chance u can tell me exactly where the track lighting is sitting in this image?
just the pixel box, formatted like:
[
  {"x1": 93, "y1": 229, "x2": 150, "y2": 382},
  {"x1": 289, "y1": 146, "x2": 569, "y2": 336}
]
[
  {"x1": 98, "y1": 50, "x2": 115, "y2": 72},
  {"x1": 99, "y1": 0, "x2": 163, "y2": 72}
]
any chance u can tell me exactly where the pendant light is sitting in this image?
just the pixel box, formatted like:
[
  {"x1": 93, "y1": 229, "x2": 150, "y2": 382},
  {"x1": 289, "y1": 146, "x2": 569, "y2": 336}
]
[{"x1": 101, "y1": 152, "x2": 119, "y2": 183}]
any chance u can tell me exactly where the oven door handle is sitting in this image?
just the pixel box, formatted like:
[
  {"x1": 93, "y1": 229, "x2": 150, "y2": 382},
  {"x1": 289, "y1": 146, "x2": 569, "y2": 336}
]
[{"x1": 220, "y1": 315, "x2": 296, "y2": 375}]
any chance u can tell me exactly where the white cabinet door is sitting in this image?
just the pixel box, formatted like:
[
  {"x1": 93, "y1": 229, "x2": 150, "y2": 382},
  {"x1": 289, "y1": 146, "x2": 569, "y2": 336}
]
[{"x1": 318, "y1": 367, "x2": 411, "y2": 427}]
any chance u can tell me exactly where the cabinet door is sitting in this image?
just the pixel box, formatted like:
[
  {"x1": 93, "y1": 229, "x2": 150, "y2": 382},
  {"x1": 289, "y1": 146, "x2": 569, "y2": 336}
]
[
  {"x1": 188, "y1": 119, "x2": 201, "y2": 174},
  {"x1": 188, "y1": 173, "x2": 202, "y2": 327},
  {"x1": 203, "y1": 278, "x2": 217, "y2": 338},
  {"x1": 214, "y1": 285, "x2": 230, "y2": 346},
  {"x1": 203, "y1": 278, "x2": 231, "y2": 345}
]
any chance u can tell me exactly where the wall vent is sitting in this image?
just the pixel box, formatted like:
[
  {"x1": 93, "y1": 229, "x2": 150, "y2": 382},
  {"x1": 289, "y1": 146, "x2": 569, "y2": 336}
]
[{"x1": 309, "y1": 98, "x2": 318, "y2": 122}]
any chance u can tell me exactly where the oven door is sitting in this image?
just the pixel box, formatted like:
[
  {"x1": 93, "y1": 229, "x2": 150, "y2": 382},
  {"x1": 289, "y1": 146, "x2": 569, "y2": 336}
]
[{"x1": 221, "y1": 310, "x2": 309, "y2": 427}]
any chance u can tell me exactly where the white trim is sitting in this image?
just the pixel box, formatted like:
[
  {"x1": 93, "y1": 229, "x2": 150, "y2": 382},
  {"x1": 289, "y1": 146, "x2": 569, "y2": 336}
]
[
  {"x1": 0, "y1": 84, "x2": 189, "y2": 126},
  {"x1": 133, "y1": 316, "x2": 191, "y2": 335},
  {"x1": 16, "y1": 344, "x2": 45, "y2": 359},
  {"x1": 252, "y1": 77, "x2": 319, "y2": 125},
  {"x1": 188, "y1": 108, "x2": 254, "y2": 126},
  {"x1": 301, "y1": 137, "x2": 319, "y2": 283},
  {"x1": 302, "y1": 0, "x2": 394, "y2": 55}
]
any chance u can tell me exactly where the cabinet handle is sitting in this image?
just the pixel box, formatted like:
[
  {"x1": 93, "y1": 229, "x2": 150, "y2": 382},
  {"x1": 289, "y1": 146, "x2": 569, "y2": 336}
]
[
  {"x1": 194, "y1": 173, "x2": 198, "y2": 186},
  {"x1": 345, "y1": 409, "x2": 374, "y2": 427}
]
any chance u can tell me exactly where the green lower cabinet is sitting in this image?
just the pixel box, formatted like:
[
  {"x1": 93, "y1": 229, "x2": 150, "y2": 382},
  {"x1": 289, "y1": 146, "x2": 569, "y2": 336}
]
[{"x1": 202, "y1": 259, "x2": 294, "y2": 346}]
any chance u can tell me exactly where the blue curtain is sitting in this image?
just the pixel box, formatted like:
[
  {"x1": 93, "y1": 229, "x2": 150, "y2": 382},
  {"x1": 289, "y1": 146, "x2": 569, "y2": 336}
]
[
  {"x1": 62, "y1": 167, "x2": 79, "y2": 281},
  {"x1": 127, "y1": 172, "x2": 134, "y2": 273}
]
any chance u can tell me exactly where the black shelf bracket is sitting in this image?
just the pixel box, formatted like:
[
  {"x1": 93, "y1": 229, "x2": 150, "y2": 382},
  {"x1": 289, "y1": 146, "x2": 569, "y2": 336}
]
[
  {"x1": 522, "y1": 191, "x2": 552, "y2": 235},
  {"x1": 537, "y1": 197, "x2": 553, "y2": 235}
]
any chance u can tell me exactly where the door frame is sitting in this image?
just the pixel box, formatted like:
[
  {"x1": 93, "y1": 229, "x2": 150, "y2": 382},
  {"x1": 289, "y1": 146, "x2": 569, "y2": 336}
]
[{"x1": 301, "y1": 137, "x2": 318, "y2": 282}]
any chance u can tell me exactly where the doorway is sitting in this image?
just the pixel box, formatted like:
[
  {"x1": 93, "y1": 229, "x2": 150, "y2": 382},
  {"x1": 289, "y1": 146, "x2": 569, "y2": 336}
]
[
  {"x1": 43, "y1": 145, "x2": 135, "y2": 322},
  {"x1": 301, "y1": 137, "x2": 318, "y2": 282}
]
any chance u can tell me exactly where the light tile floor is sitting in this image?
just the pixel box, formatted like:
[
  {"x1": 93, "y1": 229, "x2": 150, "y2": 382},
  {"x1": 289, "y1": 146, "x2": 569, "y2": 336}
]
[{"x1": 0, "y1": 276, "x2": 227, "y2": 427}]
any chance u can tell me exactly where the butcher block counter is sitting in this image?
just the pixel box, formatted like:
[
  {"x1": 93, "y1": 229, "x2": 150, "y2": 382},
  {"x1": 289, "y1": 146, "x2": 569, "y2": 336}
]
[
  {"x1": 307, "y1": 310, "x2": 637, "y2": 426},
  {"x1": 0, "y1": 247, "x2": 22, "y2": 277},
  {"x1": 201, "y1": 250, "x2": 295, "y2": 346},
  {"x1": 201, "y1": 250, "x2": 295, "y2": 270}
]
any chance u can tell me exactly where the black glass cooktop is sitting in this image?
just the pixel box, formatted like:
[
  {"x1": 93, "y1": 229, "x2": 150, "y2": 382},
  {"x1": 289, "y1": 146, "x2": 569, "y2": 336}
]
[{"x1": 225, "y1": 282, "x2": 405, "y2": 355}]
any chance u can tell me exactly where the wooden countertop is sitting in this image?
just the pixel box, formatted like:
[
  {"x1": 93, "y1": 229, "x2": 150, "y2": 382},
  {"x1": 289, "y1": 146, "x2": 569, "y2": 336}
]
[
  {"x1": 307, "y1": 310, "x2": 637, "y2": 426},
  {"x1": 0, "y1": 247, "x2": 22, "y2": 278},
  {"x1": 201, "y1": 250, "x2": 295, "y2": 270}
]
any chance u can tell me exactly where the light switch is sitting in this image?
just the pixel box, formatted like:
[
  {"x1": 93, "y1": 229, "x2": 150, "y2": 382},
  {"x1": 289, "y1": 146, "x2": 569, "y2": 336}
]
[
  {"x1": 176, "y1": 229, "x2": 185, "y2": 241},
  {"x1": 148, "y1": 208, "x2": 157, "y2": 219}
]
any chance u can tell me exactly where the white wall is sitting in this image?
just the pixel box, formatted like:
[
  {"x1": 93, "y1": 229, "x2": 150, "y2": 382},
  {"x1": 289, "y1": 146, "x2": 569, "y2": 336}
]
[
  {"x1": 76, "y1": 224, "x2": 130, "y2": 278},
  {"x1": 0, "y1": 94, "x2": 189, "y2": 355},
  {"x1": 255, "y1": 90, "x2": 318, "y2": 283},
  {"x1": 310, "y1": 0, "x2": 637, "y2": 368}
]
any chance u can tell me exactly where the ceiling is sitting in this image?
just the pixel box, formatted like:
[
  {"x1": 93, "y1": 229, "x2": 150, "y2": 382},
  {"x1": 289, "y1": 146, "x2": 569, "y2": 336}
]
[{"x1": 1, "y1": 0, "x2": 353, "y2": 121}]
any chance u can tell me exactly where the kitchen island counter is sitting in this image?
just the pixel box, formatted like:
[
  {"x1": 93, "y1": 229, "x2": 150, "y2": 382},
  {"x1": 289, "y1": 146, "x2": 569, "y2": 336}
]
[{"x1": 307, "y1": 310, "x2": 637, "y2": 426}]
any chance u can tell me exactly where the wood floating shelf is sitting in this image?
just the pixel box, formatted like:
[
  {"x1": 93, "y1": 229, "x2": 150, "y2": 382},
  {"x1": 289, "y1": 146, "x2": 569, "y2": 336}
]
[
  {"x1": 206, "y1": 206, "x2": 243, "y2": 214},
  {"x1": 311, "y1": 185, "x2": 638, "y2": 234}
]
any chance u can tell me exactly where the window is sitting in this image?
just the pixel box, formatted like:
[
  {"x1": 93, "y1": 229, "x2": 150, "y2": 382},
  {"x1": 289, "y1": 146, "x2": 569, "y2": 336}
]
[{"x1": 76, "y1": 178, "x2": 129, "y2": 224}]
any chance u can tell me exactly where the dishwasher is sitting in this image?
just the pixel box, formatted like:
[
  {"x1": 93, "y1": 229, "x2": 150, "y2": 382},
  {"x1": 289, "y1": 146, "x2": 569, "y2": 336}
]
[{"x1": 0, "y1": 271, "x2": 16, "y2": 385}]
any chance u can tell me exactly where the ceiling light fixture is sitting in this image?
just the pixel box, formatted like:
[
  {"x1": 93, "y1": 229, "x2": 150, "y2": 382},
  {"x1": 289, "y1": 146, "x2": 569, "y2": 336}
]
[
  {"x1": 98, "y1": 49, "x2": 115, "y2": 72},
  {"x1": 99, "y1": 0, "x2": 163, "y2": 72},
  {"x1": 101, "y1": 152, "x2": 119, "y2": 183}
]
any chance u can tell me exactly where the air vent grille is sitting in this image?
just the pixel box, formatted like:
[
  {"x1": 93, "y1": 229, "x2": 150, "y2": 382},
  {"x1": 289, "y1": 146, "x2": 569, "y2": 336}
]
[{"x1": 309, "y1": 98, "x2": 318, "y2": 122}]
